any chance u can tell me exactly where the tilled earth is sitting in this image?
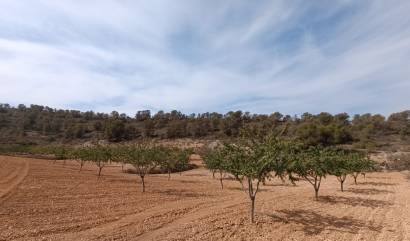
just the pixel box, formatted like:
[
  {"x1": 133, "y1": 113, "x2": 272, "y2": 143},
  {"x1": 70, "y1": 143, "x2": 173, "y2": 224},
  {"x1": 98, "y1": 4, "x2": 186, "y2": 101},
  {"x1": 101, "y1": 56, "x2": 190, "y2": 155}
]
[{"x1": 0, "y1": 155, "x2": 409, "y2": 241}]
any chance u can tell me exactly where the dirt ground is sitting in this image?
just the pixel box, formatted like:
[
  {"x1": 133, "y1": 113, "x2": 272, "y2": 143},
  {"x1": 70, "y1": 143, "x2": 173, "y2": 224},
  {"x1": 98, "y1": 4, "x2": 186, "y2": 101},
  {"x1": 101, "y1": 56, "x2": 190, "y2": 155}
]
[{"x1": 1, "y1": 155, "x2": 410, "y2": 241}]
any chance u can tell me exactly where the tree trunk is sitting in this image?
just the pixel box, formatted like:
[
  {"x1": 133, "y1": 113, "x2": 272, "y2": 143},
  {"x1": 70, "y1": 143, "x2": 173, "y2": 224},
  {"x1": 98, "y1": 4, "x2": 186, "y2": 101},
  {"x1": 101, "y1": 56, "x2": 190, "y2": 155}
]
[
  {"x1": 280, "y1": 175, "x2": 285, "y2": 184},
  {"x1": 141, "y1": 176, "x2": 145, "y2": 192},
  {"x1": 250, "y1": 196, "x2": 255, "y2": 223},
  {"x1": 247, "y1": 178, "x2": 259, "y2": 223},
  {"x1": 219, "y1": 171, "x2": 224, "y2": 189},
  {"x1": 313, "y1": 176, "x2": 321, "y2": 200},
  {"x1": 168, "y1": 170, "x2": 171, "y2": 180},
  {"x1": 338, "y1": 175, "x2": 346, "y2": 192},
  {"x1": 98, "y1": 166, "x2": 102, "y2": 177}
]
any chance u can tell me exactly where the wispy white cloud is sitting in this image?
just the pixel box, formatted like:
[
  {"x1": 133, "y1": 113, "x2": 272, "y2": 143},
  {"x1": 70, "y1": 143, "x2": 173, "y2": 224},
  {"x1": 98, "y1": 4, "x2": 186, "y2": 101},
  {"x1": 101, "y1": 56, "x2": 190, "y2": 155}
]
[{"x1": 0, "y1": 0, "x2": 409, "y2": 116}]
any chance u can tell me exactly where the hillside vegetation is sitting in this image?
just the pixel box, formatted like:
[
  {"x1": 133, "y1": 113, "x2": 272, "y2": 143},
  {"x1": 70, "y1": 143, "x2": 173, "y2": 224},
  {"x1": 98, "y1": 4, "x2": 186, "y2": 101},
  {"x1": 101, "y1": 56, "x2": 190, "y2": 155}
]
[{"x1": 0, "y1": 104, "x2": 409, "y2": 151}]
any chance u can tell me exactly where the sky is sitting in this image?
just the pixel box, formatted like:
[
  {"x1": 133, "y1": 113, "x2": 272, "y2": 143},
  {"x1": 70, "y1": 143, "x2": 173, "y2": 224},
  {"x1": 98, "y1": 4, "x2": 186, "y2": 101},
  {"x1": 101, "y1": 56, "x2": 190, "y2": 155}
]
[{"x1": 0, "y1": 0, "x2": 409, "y2": 116}]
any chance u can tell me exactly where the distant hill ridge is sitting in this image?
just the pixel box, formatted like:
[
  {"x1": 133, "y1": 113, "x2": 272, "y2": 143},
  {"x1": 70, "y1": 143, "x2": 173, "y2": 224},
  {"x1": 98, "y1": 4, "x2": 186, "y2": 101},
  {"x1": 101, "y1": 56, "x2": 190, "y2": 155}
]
[{"x1": 0, "y1": 104, "x2": 409, "y2": 151}]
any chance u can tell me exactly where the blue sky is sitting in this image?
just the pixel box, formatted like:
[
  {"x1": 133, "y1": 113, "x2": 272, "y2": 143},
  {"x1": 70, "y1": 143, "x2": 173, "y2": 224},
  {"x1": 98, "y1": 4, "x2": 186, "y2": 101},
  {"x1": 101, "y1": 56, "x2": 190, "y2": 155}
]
[{"x1": 0, "y1": 0, "x2": 409, "y2": 116}]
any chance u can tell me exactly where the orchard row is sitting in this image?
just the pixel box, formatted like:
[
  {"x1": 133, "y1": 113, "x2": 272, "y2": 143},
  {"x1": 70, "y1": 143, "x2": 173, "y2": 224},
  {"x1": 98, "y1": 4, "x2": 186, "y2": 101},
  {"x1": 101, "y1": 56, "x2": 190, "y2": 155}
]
[
  {"x1": 1, "y1": 144, "x2": 192, "y2": 193},
  {"x1": 204, "y1": 135, "x2": 377, "y2": 223}
]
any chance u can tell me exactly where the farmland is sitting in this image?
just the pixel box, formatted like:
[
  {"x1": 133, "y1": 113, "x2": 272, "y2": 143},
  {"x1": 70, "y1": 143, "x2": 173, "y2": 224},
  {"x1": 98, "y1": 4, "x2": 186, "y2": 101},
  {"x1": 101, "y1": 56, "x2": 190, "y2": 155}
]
[
  {"x1": 1, "y1": 155, "x2": 409, "y2": 241},
  {"x1": 1, "y1": 0, "x2": 410, "y2": 240}
]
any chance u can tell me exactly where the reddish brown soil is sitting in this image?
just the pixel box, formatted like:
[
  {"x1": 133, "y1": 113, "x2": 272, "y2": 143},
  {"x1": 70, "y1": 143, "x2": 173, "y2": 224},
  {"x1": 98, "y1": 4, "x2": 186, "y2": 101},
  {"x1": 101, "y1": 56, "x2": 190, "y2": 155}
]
[{"x1": 1, "y1": 155, "x2": 409, "y2": 241}]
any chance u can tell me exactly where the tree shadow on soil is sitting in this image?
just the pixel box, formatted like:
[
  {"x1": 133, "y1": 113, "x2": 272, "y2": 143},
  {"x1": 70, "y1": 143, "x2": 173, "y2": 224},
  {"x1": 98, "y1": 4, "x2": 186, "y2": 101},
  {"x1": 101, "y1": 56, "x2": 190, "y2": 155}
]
[
  {"x1": 318, "y1": 195, "x2": 392, "y2": 208},
  {"x1": 357, "y1": 181, "x2": 397, "y2": 187},
  {"x1": 266, "y1": 209, "x2": 381, "y2": 235},
  {"x1": 184, "y1": 173, "x2": 208, "y2": 177},
  {"x1": 367, "y1": 176, "x2": 392, "y2": 180},
  {"x1": 225, "y1": 186, "x2": 278, "y2": 193},
  {"x1": 346, "y1": 188, "x2": 394, "y2": 195},
  {"x1": 262, "y1": 183, "x2": 296, "y2": 187},
  {"x1": 226, "y1": 186, "x2": 245, "y2": 191},
  {"x1": 154, "y1": 188, "x2": 213, "y2": 198},
  {"x1": 178, "y1": 179, "x2": 201, "y2": 184},
  {"x1": 105, "y1": 177, "x2": 137, "y2": 184}
]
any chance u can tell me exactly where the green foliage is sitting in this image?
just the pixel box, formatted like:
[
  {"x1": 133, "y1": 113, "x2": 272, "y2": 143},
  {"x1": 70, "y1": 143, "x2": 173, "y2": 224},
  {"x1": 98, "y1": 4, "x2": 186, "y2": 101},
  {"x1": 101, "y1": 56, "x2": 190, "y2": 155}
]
[
  {"x1": 51, "y1": 146, "x2": 70, "y2": 160},
  {"x1": 173, "y1": 148, "x2": 193, "y2": 173},
  {"x1": 204, "y1": 147, "x2": 228, "y2": 189},
  {"x1": 296, "y1": 112, "x2": 352, "y2": 146},
  {"x1": 292, "y1": 146, "x2": 334, "y2": 199},
  {"x1": 0, "y1": 103, "x2": 408, "y2": 144},
  {"x1": 104, "y1": 119, "x2": 126, "y2": 142},
  {"x1": 83, "y1": 145, "x2": 112, "y2": 177},
  {"x1": 204, "y1": 134, "x2": 293, "y2": 222},
  {"x1": 347, "y1": 152, "x2": 377, "y2": 184},
  {"x1": 327, "y1": 150, "x2": 353, "y2": 191},
  {"x1": 123, "y1": 143, "x2": 161, "y2": 192}
]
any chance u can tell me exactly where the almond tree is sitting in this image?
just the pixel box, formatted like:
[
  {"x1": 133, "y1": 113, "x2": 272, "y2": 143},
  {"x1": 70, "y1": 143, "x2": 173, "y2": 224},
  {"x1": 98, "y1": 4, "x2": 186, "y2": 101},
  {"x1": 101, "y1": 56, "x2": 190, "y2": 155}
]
[
  {"x1": 52, "y1": 146, "x2": 70, "y2": 165},
  {"x1": 229, "y1": 142, "x2": 267, "y2": 223},
  {"x1": 204, "y1": 148, "x2": 227, "y2": 189},
  {"x1": 174, "y1": 148, "x2": 192, "y2": 176},
  {"x1": 350, "y1": 152, "x2": 376, "y2": 184},
  {"x1": 89, "y1": 146, "x2": 111, "y2": 178},
  {"x1": 293, "y1": 146, "x2": 332, "y2": 200},
  {"x1": 126, "y1": 144, "x2": 159, "y2": 192},
  {"x1": 221, "y1": 144, "x2": 245, "y2": 189},
  {"x1": 158, "y1": 147, "x2": 192, "y2": 180},
  {"x1": 212, "y1": 135, "x2": 289, "y2": 223},
  {"x1": 360, "y1": 157, "x2": 378, "y2": 179},
  {"x1": 327, "y1": 149, "x2": 350, "y2": 192},
  {"x1": 111, "y1": 146, "x2": 128, "y2": 172},
  {"x1": 266, "y1": 138, "x2": 299, "y2": 186},
  {"x1": 157, "y1": 147, "x2": 178, "y2": 180},
  {"x1": 69, "y1": 147, "x2": 88, "y2": 172}
]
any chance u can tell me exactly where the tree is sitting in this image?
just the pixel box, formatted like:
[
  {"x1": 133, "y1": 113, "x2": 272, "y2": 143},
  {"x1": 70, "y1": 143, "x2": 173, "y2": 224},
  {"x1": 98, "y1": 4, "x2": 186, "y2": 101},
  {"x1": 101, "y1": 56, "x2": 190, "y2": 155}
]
[
  {"x1": 157, "y1": 147, "x2": 177, "y2": 180},
  {"x1": 327, "y1": 150, "x2": 350, "y2": 192},
  {"x1": 125, "y1": 144, "x2": 159, "y2": 192},
  {"x1": 111, "y1": 146, "x2": 128, "y2": 172},
  {"x1": 70, "y1": 147, "x2": 88, "y2": 172},
  {"x1": 207, "y1": 134, "x2": 290, "y2": 223},
  {"x1": 293, "y1": 146, "x2": 332, "y2": 200},
  {"x1": 89, "y1": 145, "x2": 111, "y2": 177},
  {"x1": 204, "y1": 148, "x2": 227, "y2": 189},
  {"x1": 226, "y1": 141, "x2": 267, "y2": 223},
  {"x1": 52, "y1": 146, "x2": 70, "y2": 165},
  {"x1": 221, "y1": 144, "x2": 245, "y2": 189},
  {"x1": 174, "y1": 148, "x2": 192, "y2": 176},
  {"x1": 268, "y1": 140, "x2": 299, "y2": 186},
  {"x1": 104, "y1": 119, "x2": 126, "y2": 142},
  {"x1": 349, "y1": 153, "x2": 376, "y2": 184}
]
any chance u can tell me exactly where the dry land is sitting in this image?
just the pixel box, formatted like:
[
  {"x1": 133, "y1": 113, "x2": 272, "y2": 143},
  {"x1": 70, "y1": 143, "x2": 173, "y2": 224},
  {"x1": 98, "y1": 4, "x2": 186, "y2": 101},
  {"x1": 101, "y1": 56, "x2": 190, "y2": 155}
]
[{"x1": 1, "y1": 155, "x2": 410, "y2": 241}]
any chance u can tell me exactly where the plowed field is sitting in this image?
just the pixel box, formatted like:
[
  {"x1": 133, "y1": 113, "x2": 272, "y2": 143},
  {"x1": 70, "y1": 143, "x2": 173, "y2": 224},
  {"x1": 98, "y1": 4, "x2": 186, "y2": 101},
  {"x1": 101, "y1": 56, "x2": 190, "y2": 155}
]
[{"x1": 1, "y1": 155, "x2": 409, "y2": 241}]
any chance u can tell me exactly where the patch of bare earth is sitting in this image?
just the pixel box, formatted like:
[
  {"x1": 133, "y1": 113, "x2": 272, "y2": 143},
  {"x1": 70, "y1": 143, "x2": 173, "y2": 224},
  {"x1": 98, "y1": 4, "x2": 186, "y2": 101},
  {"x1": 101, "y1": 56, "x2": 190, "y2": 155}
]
[{"x1": 1, "y1": 155, "x2": 410, "y2": 241}]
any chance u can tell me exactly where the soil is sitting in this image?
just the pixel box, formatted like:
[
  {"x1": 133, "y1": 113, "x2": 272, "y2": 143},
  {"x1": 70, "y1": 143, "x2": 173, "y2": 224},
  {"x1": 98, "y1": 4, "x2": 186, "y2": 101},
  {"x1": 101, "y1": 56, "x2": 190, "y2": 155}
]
[{"x1": 1, "y1": 155, "x2": 409, "y2": 241}]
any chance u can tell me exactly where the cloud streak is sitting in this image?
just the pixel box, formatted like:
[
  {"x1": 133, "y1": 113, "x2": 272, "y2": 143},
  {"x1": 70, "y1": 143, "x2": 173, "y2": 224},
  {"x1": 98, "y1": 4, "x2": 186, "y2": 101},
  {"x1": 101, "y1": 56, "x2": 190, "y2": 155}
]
[{"x1": 0, "y1": 0, "x2": 409, "y2": 116}]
